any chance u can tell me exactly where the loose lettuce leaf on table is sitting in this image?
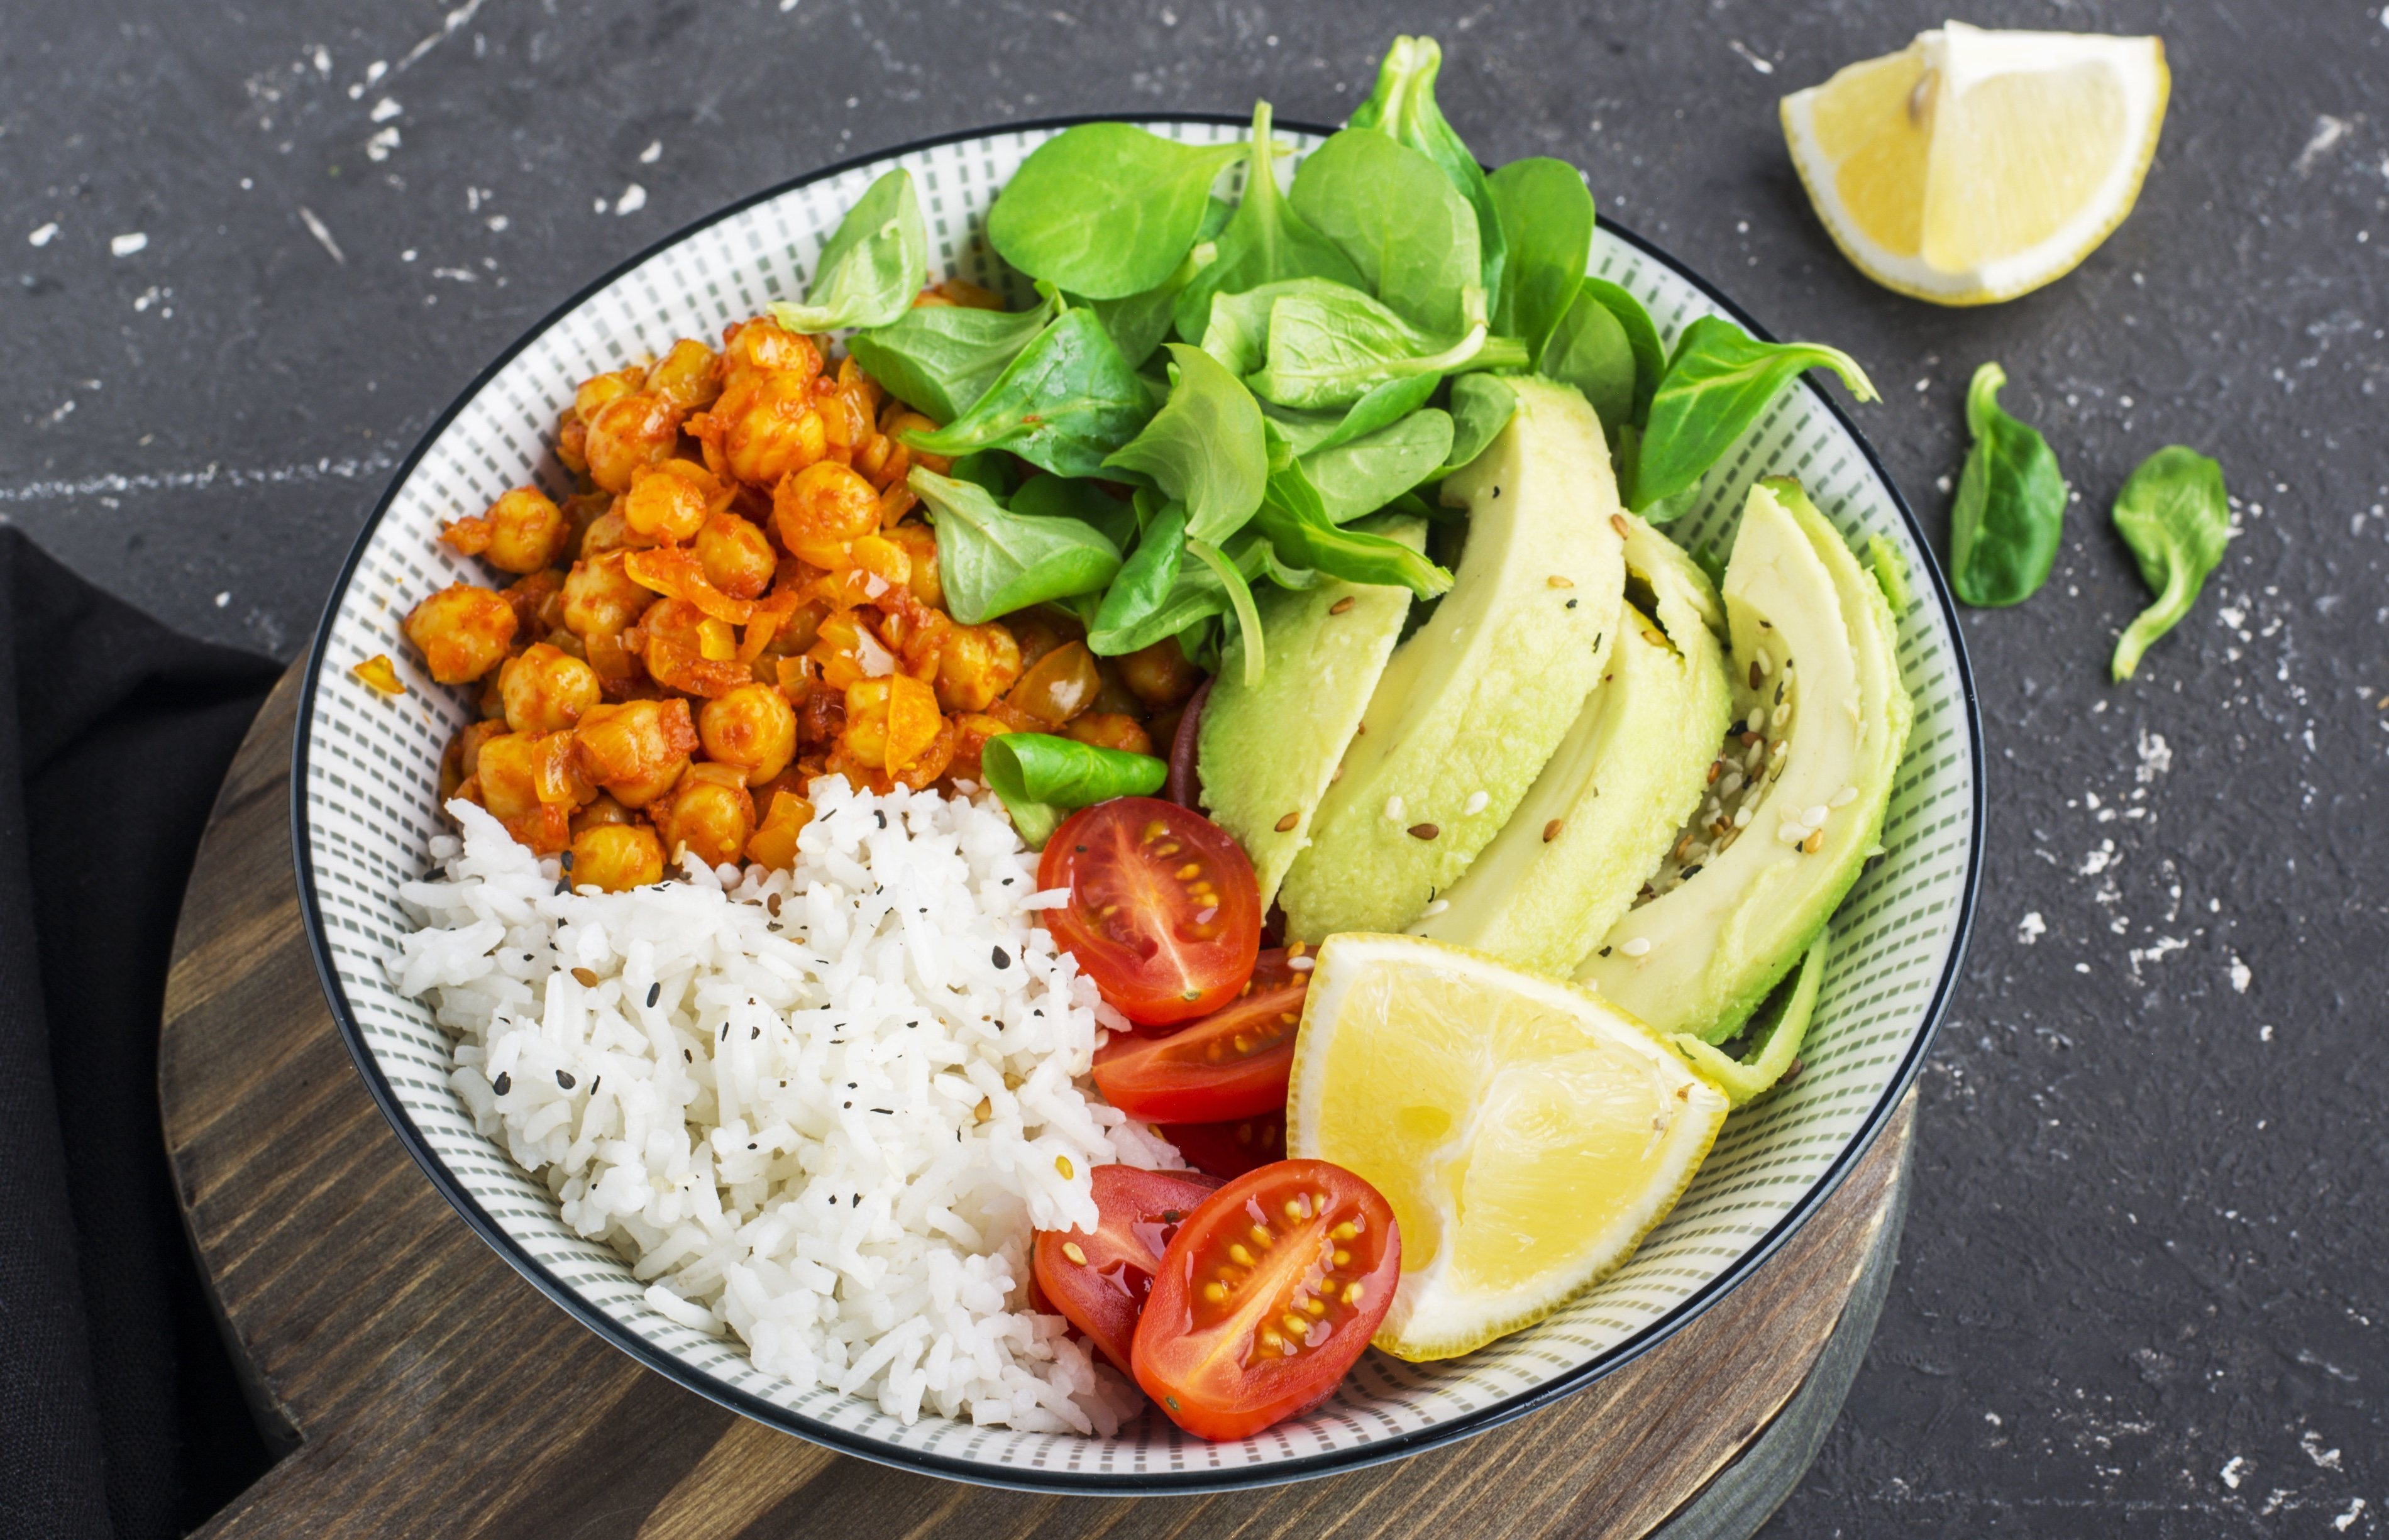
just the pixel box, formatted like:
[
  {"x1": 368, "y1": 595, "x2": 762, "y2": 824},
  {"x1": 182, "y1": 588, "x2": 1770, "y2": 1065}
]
[
  {"x1": 2110, "y1": 446, "x2": 2230, "y2": 681},
  {"x1": 1948, "y1": 361, "x2": 2066, "y2": 608}
]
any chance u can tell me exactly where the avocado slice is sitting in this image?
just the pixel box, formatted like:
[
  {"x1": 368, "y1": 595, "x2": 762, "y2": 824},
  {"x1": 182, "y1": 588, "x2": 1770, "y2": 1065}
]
[
  {"x1": 1277, "y1": 378, "x2": 1624, "y2": 940},
  {"x1": 1578, "y1": 478, "x2": 1912, "y2": 1042},
  {"x1": 1411, "y1": 512, "x2": 1732, "y2": 976},
  {"x1": 1197, "y1": 516, "x2": 1426, "y2": 910},
  {"x1": 1665, "y1": 928, "x2": 1828, "y2": 1105}
]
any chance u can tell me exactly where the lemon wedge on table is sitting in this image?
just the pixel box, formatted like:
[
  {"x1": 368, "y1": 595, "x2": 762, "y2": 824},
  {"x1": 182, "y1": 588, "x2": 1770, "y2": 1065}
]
[
  {"x1": 1781, "y1": 21, "x2": 2170, "y2": 305},
  {"x1": 1286, "y1": 934, "x2": 1728, "y2": 1363}
]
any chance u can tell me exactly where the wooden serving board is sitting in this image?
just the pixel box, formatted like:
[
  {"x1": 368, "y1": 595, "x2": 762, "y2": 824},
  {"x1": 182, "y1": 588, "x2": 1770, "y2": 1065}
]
[{"x1": 162, "y1": 666, "x2": 1914, "y2": 1539}]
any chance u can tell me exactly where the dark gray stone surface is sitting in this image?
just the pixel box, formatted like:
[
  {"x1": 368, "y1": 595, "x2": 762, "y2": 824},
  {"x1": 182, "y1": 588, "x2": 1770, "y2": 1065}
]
[{"x1": 6, "y1": 0, "x2": 2383, "y2": 1532}]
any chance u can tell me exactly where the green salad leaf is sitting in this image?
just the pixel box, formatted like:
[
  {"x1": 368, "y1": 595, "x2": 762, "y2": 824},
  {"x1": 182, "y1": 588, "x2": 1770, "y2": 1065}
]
[
  {"x1": 1288, "y1": 127, "x2": 1484, "y2": 336},
  {"x1": 1535, "y1": 284, "x2": 1638, "y2": 441},
  {"x1": 1487, "y1": 158, "x2": 1595, "y2": 359},
  {"x1": 1090, "y1": 501, "x2": 1189, "y2": 648},
  {"x1": 1948, "y1": 361, "x2": 2067, "y2": 608},
  {"x1": 770, "y1": 168, "x2": 927, "y2": 334},
  {"x1": 846, "y1": 288, "x2": 1058, "y2": 424},
  {"x1": 1346, "y1": 34, "x2": 1506, "y2": 325},
  {"x1": 1245, "y1": 285, "x2": 1523, "y2": 410},
  {"x1": 1170, "y1": 102, "x2": 1367, "y2": 346},
  {"x1": 1259, "y1": 372, "x2": 1443, "y2": 458},
  {"x1": 987, "y1": 124, "x2": 1245, "y2": 300},
  {"x1": 981, "y1": 733, "x2": 1166, "y2": 850},
  {"x1": 909, "y1": 466, "x2": 1122, "y2": 624},
  {"x1": 1438, "y1": 373, "x2": 1516, "y2": 475},
  {"x1": 1630, "y1": 316, "x2": 1879, "y2": 515},
  {"x1": 1188, "y1": 536, "x2": 1266, "y2": 686},
  {"x1": 2110, "y1": 446, "x2": 2230, "y2": 681},
  {"x1": 1584, "y1": 279, "x2": 1665, "y2": 423},
  {"x1": 1103, "y1": 344, "x2": 1268, "y2": 544},
  {"x1": 1301, "y1": 409, "x2": 1453, "y2": 524},
  {"x1": 1251, "y1": 437, "x2": 1452, "y2": 597},
  {"x1": 901, "y1": 307, "x2": 1153, "y2": 478},
  {"x1": 1009, "y1": 471, "x2": 1139, "y2": 553}
]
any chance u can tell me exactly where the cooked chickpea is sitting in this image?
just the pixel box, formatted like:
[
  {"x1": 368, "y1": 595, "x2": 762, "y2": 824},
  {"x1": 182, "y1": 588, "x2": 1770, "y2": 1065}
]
[
  {"x1": 705, "y1": 370, "x2": 827, "y2": 487},
  {"x1": 644, "y1": 338, "x2": 722, "y2": 414},
  {"x1": 500, "y1": 642, "x2": 602, "y2": 733},
  {"x1": 841, "y1": 674, "x2": 942, "y2": 772},
  {"x1": 1064, "y1": 713, "x2": 1154, "y2": 756},
  {"x1": 473, "y1": 730, "x2": 584, "y2": 852},
  {"x1": 1004, "y1": 640, "x2": 1102, "y2": 728},
  {"x1": 698, "y1": 683, "x2": 798, "y2": 785},
  {"x1": 404, "y1": 583, "x2": 519, "y2": 684},
  {"x1": 744, "y1": 788, "x2": 815, "y2": 871},
  {"x1": 880, "y1": 520, "x2": 943, "y2": 610},
  {"x1": 693, "y1": 513, "x2": 775, "y2": 600},
  {"x1": 947, "y1": 713, "x2": 1012, "y2": 780},
  {"x1": 1007, "y1": 608, "x2": 1081, "y2": 672},
  {"x1": 574, "y1": 366, "x2": 644, "y2": 424},
  {"x1": 1119, "y1": 635, "x2": 1201, "y2": 708},
  {"x1": 499, "y1": 568, "x2": 568, "y2": 635},
  {"x1": 773, "y1": 461, "x2": 881, "y2": 569},
  {"x1": 569, "y1": 822, "x2": 665, "y2": 893},
  {"x1": 440, "y1": 718, "x2": 507, "y2": 800},
  {"x1": 621, "y1": 464, "x2": 711, "y2": 543},
  {"x1": 477, "y1": 487, "x2": 572, "y2": 573},
  {"x1": 570, "y1": 791, "x2": 635, "y2": 833},
  {"x1": 577, "y1": 507, "x2": 651, "y2": 559},
  {"x1": 719, "y1": 317, "x2": 822, "y2": 388},
  {"x1": 636, "y1": 598, "x2": 746, "y2": 698},
  {"x1": 573, "y1": 698, "x2": 698, "y2": 808},
  {"x1": 651, "y1": 762, "x2": 755, "y2": 869},
  {"x1": 934, "y1": 622, "x2": 1022, "y2": 713},
  {"x1": 583, "y1": 390, "x2": 680, "y2": 494},
  {"x1": 560, "y1": 551, "x2": 656, "y2": 639}
]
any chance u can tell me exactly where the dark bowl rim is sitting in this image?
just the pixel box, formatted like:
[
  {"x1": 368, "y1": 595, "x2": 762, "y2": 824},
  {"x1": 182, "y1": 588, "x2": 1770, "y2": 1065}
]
[{"x1": 291, "y1": 109, "x2": 1984, "y2": 1497}]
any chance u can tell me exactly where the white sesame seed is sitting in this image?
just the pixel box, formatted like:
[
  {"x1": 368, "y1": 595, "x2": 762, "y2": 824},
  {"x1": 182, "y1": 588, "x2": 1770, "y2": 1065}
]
[
  {"x1": 1462, "y1": 791, "x2": 1489, "y2": 816},
  {"x1": 1829, "y1": 786, "x2": 1858, "y2": 808},
  {"x1": 1420, "y1": 898, "x2": 1450, "y2": 918},
  {"x1": 1732, "y1": 806, "x2": 1754, "y2": 828},
  {"x1": 1771, "y1": 701, "x2": 1791, "y2": 727},
  {"x1": 1754, "y1": 652, "x2": 1773, "y2": 677},
  {"x1": 1286, "y1": 955, "x2": 1315, "y2": 971},
  {"x1": 1621, "y1": 937, "x2": 1652, "y2": 958},
  {"x1": 1804, "y1": 804, "x2": 1830, "y2": 828},
  {"x1": 1745, "y1": 707, "x2": 1765, "y2": 734},
  {"x1": 1384, "y1": 795, "x2": 1404, "y2": 822}
]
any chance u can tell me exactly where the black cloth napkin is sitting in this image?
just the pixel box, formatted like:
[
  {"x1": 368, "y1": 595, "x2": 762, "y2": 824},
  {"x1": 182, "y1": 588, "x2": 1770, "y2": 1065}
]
[{"x1": 0, "y1": 529, "x2": 281, "y2": 1539}]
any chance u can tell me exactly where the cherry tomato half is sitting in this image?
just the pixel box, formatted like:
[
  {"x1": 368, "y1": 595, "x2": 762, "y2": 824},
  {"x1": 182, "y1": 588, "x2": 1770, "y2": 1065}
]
[
  {"x1": 1038, "y1": 797, "x2": 1261, "y2": 1026},
  {"x1": 1031, "y1": 1165, "x2": 1224, "y2": 1375},
  {"x1": 1091, "y1": 982, "x2": 1306, "y2": 1123},
  {"x1": 1159, "y1": 1110, "x2": 1289, "y2": 1180},
  {"x1": 1132, "y1": 1160, "x2": 1401, "y2": 1443}
]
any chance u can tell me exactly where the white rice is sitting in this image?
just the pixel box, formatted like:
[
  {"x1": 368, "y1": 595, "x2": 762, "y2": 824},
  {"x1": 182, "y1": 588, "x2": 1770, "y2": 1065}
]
[{"x1": 388, "y1": 777, "x2": 1181, "y2": 1434}]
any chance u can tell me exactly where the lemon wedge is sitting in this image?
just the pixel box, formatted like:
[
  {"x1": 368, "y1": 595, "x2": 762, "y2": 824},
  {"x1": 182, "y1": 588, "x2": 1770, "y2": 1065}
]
[
  {"x1": 1780, "y1": 21, "x2": 2169, "y2": 304},
  {"x1": 1286, "y1": 933, "x2": 1728, "y2": 1361}
]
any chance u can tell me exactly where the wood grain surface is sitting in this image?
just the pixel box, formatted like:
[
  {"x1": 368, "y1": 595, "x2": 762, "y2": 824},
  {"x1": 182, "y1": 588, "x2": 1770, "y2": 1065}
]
[{"x1": 161, "y1": 666, "x2": 1914, "y2": 1539}]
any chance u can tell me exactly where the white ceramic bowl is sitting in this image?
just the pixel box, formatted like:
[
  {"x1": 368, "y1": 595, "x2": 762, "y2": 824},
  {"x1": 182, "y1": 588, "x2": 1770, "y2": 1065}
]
[{"x1": 294, "y1": 116, "x2": 1982, "y2": 1492}]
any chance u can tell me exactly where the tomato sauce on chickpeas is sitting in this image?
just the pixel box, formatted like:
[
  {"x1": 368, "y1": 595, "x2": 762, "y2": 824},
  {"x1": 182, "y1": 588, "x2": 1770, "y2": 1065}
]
[{"x1": 402, "y1": 305, "x2": 1189, "y2": 891}]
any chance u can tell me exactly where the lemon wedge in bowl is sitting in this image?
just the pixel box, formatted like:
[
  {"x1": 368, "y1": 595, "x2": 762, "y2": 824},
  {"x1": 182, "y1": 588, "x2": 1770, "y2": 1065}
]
[
  {"x1": 1780, "y1": 21, "x2": 2169, "y2": 305},
  {"x1": 1286, "y1": 934, "x2": 1729, "y2": 1362}
]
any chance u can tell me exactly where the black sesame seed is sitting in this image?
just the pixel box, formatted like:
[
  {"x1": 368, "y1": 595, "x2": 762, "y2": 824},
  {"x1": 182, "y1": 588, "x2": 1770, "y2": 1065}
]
[
  {"x1": 647, "y1": 982, "x2": 661, "y2": 1008},
  {"x1": 590, "y1": 1076, "x2": 600, "y2": 1092},
  {"x1": 720, "y1": 1023, "x2": 729, "y2": 1040},
  {"x1": 1680, "y1": 864, "x2": 1703, "y2": 879},
  {"x1": 492, "y1": 1072, "x2": 512, "y2": 1096},
  {"x1": 874, "y1": 811, "x2": 887, "y2": 830},
  {"x1": 842, "y1": 1101, "x2": 852, "y2": 1109},
  {"x1": 872, "y1": 1108, "x2": 894, "y2": 1115},
  {"x1": 1566, "y1": 598, "x2": 1579, "y2": 609},
  {"x1": 751, "y1": 1025, "x2": 761, "y2": 1040},
  {"x1": 555, "y1": 1069, "x2": 576, "y2": 1090},
  {"x1": 683, "y1": 1049, "x2": 693, "y2": 1062},
  {"x1": 554, "y1": 879, "x2": 570, "y2": 896},
  {"x1": 1599, "y1": 945, "x2": 1613, "y2": 957},
  {"x1": 1003, "y1": 877, "x2": 1015, "y2": 885},
  {"x1": 991, "y1": 945, "x2": 1011, "y2": 970}
]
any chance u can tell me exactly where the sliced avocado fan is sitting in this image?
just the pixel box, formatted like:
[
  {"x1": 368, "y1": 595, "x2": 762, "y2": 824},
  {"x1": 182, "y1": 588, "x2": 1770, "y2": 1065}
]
[
  {"x1": 1411, "y1": 511, "x2": 1732, "y2": 976},
  {"x1": 1667, "y1": 927, "x2": 1828, "y2": 1105},
  {"x1": 1198, "y1": 515, "x2": 1426, "y2": 910},
  {"x1": 1579, "y1": 477, "x2": 1912, "y2": 1043},
  {"x1": 1277, "y1": 378, "x2": 1624, "y2": 940}
]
